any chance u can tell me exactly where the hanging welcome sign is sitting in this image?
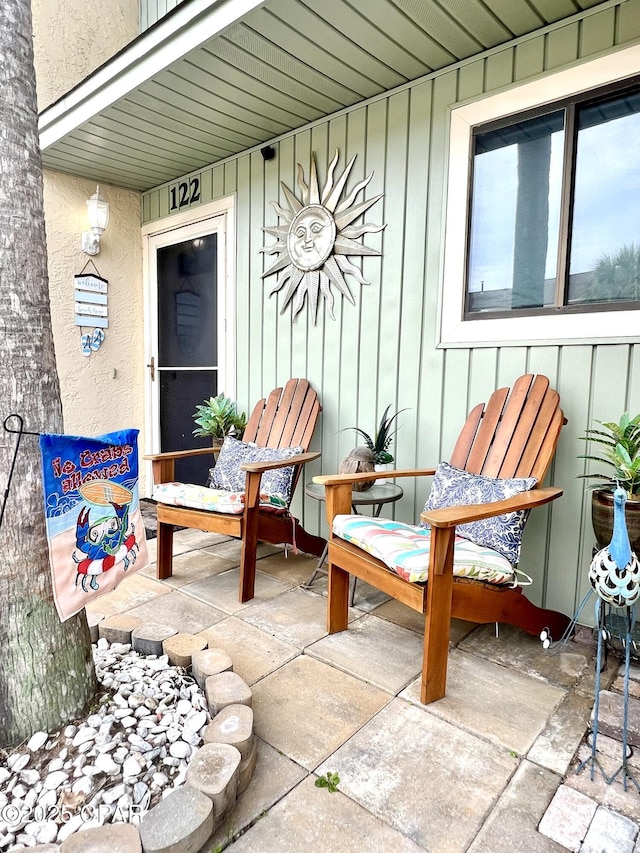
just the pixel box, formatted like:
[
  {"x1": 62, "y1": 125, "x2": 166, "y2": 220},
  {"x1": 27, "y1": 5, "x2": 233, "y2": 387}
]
[
  {"x1": 74, "y1": 272, "x2": 108, "y2": 328},
  {"x1": 75, "y1": 263, "x2": 108, "y2": 357},
  {"x1": 39, "y1": 428, "x2": 149, "y2": 621}
]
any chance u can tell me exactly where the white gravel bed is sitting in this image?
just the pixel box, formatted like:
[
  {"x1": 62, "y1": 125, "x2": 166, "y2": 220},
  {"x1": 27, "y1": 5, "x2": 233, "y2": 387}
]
[{"x1": 0, "y1": 639, "x2": 211, "y2": 850}]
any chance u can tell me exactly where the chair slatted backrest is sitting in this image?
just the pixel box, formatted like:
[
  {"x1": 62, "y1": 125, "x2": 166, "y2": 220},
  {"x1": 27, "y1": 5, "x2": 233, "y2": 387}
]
[
  {"x1": 449, "y1": 375, "x2": 564, "y2": 484},
  {"x1": 242, "y1": 379, "x2": 321, "y2": 494}
]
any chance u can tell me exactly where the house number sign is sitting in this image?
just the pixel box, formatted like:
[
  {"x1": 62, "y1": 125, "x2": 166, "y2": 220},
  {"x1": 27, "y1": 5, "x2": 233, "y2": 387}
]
[{"x1": 169, "y1": 175, "x2": 201, "y2": 211}]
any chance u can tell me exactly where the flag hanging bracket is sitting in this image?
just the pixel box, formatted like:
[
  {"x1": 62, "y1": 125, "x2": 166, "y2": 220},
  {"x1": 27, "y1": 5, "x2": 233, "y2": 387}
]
[{"x1": 1, "y1": 413, "x2": 42, "y2": 531}]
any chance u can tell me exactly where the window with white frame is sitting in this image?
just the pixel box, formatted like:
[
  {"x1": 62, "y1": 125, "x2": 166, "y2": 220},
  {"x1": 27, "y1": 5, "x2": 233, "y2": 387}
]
[
  {"x1": 468, "y1": 82, "x2": 640, "y2": 318},
  {"x1": 440, "y1": 44, "x2": 640, "y2": 346}
]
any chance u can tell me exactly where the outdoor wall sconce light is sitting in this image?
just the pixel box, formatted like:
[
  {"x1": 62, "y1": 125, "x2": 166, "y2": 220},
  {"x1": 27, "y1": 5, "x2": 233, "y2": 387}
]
[{"x1": 81, "y1": 185, "x2": 110, "y2": 255}]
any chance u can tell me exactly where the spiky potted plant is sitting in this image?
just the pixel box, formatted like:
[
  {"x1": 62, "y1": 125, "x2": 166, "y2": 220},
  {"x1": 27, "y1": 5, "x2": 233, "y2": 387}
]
[
  {"x1": 344, "y1": 405, "x2": 406, "y2": 485},
  {"x1": 192, "y1": 394, "x2": 248, "y2": 450},
  {"x1": 578, "y1": 411, "x2": 640, "y2": 552}
]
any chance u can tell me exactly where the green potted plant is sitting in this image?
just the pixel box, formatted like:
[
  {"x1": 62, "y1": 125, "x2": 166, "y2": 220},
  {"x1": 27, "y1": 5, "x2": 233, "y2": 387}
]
[
  {"x1": 192, "y1": 393, "x2": 248, "y2": 449},
  {"x1": 578, "y1": 411, "x2": 640, "y2": 552},
  {"x1": 344, "y1": 405, "x2": 406, "y2": 484}
]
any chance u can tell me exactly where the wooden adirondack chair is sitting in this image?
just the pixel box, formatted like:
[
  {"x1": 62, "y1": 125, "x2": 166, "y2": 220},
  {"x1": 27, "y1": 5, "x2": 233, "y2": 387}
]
[
  {"x1": 315, "y1": 374, "x2": 571, "y2": 705},
  {"x1": 148, "y1": 379, "x2": 326, "y2": 602}
]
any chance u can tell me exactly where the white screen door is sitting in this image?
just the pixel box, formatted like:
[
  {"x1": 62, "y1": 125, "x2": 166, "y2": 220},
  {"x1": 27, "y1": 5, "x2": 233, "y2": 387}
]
[{"x1": 145, "y1": 207, "x2": 232, "y2": 485}]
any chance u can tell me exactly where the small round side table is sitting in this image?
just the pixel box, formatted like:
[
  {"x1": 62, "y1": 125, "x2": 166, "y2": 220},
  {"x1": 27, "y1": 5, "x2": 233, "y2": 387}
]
[{"x1": 304, "y1": 480, "x2": 404, "y2": 604}]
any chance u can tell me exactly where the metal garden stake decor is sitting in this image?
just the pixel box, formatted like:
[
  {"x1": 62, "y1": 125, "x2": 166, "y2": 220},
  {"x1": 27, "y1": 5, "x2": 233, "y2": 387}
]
[{"x1": 541, "y1": 484, "x2": 640, "y2": 791}]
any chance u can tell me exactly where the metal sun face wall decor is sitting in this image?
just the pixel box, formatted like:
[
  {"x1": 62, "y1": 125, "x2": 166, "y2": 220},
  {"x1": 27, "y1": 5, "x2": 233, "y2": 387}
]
[{"x1": 261, "y1": 150, "x2": 386, "y2": 323}]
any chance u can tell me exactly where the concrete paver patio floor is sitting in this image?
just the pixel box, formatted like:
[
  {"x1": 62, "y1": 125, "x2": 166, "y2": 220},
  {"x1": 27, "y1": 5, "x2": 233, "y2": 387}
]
[{"x1": 87, "y1": 531, "x2": 638, "y2": 852}]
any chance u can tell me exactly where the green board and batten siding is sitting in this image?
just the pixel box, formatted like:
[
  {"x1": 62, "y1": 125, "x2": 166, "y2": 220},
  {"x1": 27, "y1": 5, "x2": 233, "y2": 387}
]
[
  {"x1": 142, "y1": 1, "x2": 640, "y2": 621},
  {"x1": 140, "y1": 0, "x2": 181, "y2": 32}
]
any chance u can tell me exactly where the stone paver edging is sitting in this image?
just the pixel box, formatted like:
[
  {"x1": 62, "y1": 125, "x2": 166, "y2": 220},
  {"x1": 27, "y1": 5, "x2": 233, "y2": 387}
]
[{"x1": 1, "y1": 615, "x2": 257, "y2": 853}]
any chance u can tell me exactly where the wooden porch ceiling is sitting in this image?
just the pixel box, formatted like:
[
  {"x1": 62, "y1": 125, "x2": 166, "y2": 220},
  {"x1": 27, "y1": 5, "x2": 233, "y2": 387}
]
[{"x1": 38, "y1": 0, "x2": 613, "y2": 192}]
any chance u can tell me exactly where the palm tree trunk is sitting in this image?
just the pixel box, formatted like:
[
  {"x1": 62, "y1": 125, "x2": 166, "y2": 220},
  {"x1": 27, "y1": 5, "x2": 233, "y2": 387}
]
[{"x1": 0, "y1": 0, "x2": 97, "y2": 747}]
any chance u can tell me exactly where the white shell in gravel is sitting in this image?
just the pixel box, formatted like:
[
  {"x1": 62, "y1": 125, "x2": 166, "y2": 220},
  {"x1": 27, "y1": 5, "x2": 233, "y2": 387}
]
[
  {"x1": 175, "y1": 699, "x2": 192, "y2": 717},
  {"x1": 181, "y1": 730, "x2": 201, "y2": 747},
  {"x1": 31, "y1": 819, "x2": 58, "y2": 844},
  {"x1": 184, "y1": 710, "x2": 207, "y2": 733},
  {"x1": 7, "y1": 754, "x2": 29, "y2": 773},
  {"x1": 37, "y1": 789, "x2": 57, "y2": 808},
  {"x1": 128, "y1": 692, "x2": 146, "y2": 709},
  {"x1": 152, "y1": 771, "x2": 168, "y2": 788},
  {"x1": 95, "y1": 753, "x2": 120, "y2": 775},
  {"x1": 168, "y1": 741, "x2": 192, "y2": 759},
  {"x1": 43, "y1": 770, "x2": 68, "y2": 790},
  {"x1": 71, "y1": 777, "x2": 93, "y2": 795},
  {"x1": 122, "y1": 757, "x2": 142, "y2": 778},
  {"x1": 113, "y1": 708, "x2": 130, "y2": 719},
  {"x1": 133, "y1": 781, "x2": 149, "y2": 804},
  {"x1": 57, "y1": 813, "x2": 85, "y2": 841},
  {"x1": 102, "y1": 783, "x2": 126, "y2": 805},
  {"x1": 19, "y1": 769, "x2": 40, "y2": 787},
  {"x1": 12, "y1": 784, "x2": 27, "y2": 800},
  {"x1": 72, "y1": 727, "x2": 97, "y2": 747},
  {"x1": 26, "y1": 731, "x2": 48, "y2": 752}
]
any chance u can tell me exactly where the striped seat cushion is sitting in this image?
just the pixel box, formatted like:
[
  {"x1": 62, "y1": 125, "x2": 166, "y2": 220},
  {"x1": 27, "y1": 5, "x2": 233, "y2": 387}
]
[
  {"x1": 153, "y1": 482, "x2": 287, "y2": 515},
  {"x1": 333, "y1": 515, "x2": 515, "y2": 585}
]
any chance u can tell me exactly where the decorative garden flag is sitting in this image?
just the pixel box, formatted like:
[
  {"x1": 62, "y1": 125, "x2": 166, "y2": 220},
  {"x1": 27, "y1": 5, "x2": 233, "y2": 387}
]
[{"x1": 39, "y1": 428, "x2": 149, "y2": 621}]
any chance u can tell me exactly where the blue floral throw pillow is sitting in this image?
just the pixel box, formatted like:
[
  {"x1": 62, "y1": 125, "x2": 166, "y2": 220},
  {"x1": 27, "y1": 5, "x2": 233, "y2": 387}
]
[
  {"x1": 421, "y1": 461, "x2": 537, "y2": 565},
  {"x1": 210, "y1": 436, "x2": 304, "y2": 503}
]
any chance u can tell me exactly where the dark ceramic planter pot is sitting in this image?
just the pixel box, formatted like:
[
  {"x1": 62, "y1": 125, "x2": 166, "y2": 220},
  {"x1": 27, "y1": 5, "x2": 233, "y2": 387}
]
[{"x1": 591, "y1": 488, "x2": 640, "y2": 553}]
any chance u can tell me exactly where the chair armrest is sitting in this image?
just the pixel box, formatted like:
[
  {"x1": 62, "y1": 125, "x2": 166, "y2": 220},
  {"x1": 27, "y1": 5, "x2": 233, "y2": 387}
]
[
  {"x1": 317, "y1": 468, "x2": 437, "y2": 524},
  {"x1": 314, "y1": 467, "x2": 436, "y2": 487},
  {"x1": 147, "y1": 448, "x2": 319, "y2": 487},
  {"x1": 420, "y1": 487, "x2": 563, "y2": 528},
  {"x1": 147, "y1": 447, "x2": 217, "y2": 485},
  {"x1": 241, "y1": 451, "x2": 320, "y2": 474},
  {"x1": 145, "y1": 448, "x2": 215, "y2": 462}
]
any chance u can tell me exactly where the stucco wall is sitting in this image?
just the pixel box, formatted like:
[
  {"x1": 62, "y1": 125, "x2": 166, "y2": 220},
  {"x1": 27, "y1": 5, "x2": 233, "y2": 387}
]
[
  {"x1": 43, "y1": 172, "x2": 146, "y2": 488},
  {"x1": 32, "y1": 0, "x2": 139, "y2": 110},
  {"x1": 33, "y1": 2, "x2": 145, "y2": 486}
]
